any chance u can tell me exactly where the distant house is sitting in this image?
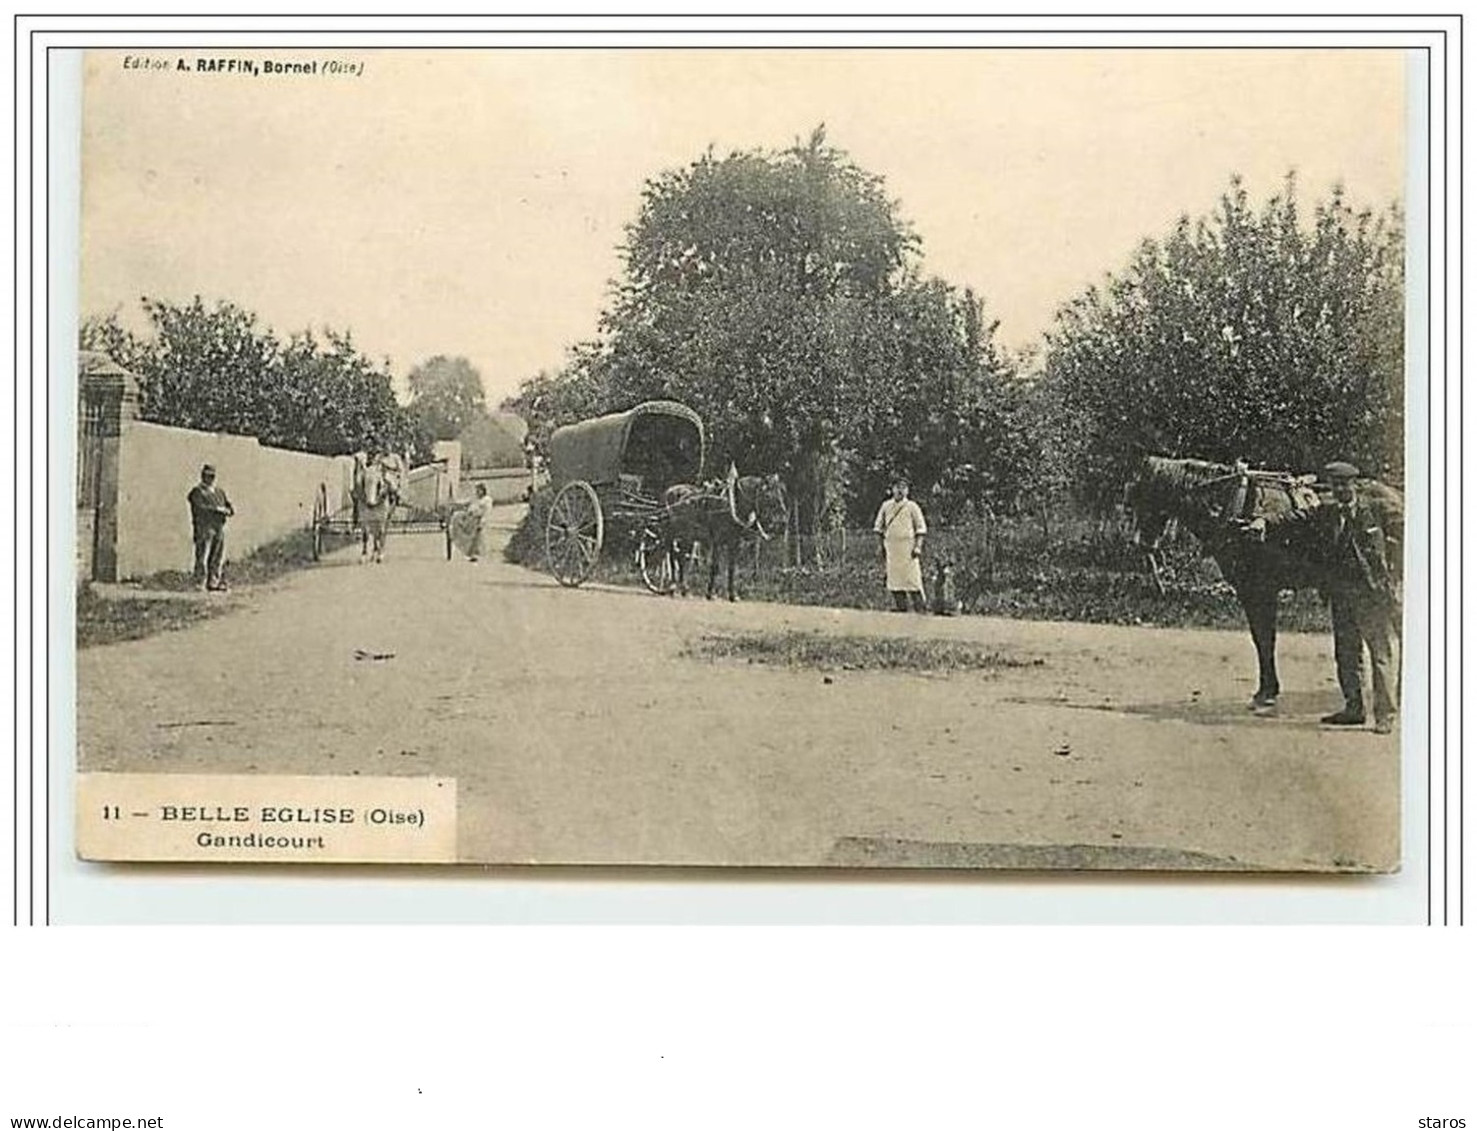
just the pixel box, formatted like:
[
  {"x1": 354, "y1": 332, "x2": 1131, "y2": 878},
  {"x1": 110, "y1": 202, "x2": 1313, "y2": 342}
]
[{"x1": 455, "y1": 412, "x2": 527, "y2": 469}]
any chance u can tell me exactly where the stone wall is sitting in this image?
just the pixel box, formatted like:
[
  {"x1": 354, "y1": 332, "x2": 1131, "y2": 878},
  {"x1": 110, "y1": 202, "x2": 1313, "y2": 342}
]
[{"x1": 113, "y1": 422, "x2": 356, "y2": 580}]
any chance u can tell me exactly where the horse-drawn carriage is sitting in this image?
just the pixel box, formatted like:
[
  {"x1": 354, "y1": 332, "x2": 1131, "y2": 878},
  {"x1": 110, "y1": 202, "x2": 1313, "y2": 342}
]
[
  {"x1": 543, "y1": 400, "x2": 789, "y2": 598},
  {"x1": 543, "y1": 400, "x2": 706, "y2": 590},
  {"x1": 309, "y1": 455, "x2": 454, "y2": 563}
]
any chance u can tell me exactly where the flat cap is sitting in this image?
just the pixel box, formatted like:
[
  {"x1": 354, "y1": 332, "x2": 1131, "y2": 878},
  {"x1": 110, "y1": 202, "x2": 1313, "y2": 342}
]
[
  {"x1": 200, "y1": 463, "x2": 216, "y2": 476},
  {"x1": 1323, "y1": 461, "x2": 1360, "y2": 480}
]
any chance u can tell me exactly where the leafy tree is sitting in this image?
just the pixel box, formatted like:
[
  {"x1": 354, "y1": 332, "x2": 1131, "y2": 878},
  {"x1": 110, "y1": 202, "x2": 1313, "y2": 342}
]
[
  {"x1": 406, "y1": 355, "x2": 489, "y2": 441},
  {"x1": 129, "y1": 297, "x2": 283, "y2": 436},
  {"x1": 456, "y1": 415, "x2": 528, "y2": 469},
  {"x1": 275, "y1": 328, "x2": 414, "y2": 456},
  {"x1": 846, "y1": 280, "x2": 1033, "y2": 523},
  {"x1": 505, "y1": 129, "x2": 1029, "y2": 537},
  {"x1": 80, "y1": 311, "x2": 149, "y2": 372},
  {"x1": 543, "y1": 125, "x2": 1026, "y2": 535},
  {"x1": 500, "y1": 354, "x2": 614, "y2": 458},
  {"x1": 601, "y1": 128, "x2": 916, "y2": 530},
  {"x1": 78, "y1": 296, "x2": 412, "y2": 457},
  {"x1": 1037, "y1": 175, "x2": 1404, "y2": 505}
]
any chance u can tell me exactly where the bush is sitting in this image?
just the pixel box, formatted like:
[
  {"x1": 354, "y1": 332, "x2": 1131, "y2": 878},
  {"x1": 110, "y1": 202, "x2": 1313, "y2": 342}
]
[
  {"x1": 504, "y1": 485, "x2": 554, "y2": 567},
  {"x1": 501, "y1": 497, "x2": 1330, "y2": 631}
]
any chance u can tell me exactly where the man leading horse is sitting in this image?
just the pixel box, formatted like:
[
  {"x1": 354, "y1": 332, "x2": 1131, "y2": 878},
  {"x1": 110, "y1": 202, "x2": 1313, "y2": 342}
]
[
  {"x1": 1125, "y1": 453, "x2": 1402, "y2": 734},
  {"x1": 1245, "y1": 460, "x2": 1403, "y2": 734}
]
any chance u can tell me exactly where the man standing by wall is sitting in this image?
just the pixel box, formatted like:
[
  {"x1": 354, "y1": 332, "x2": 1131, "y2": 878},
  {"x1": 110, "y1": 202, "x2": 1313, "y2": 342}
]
[{"x1": 187, "y1": 463, "x2": 234, "y2": 591}]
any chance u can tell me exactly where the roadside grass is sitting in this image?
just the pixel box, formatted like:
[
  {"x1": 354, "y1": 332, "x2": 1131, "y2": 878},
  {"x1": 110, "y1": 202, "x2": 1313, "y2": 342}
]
[
  {"x1": 75, "y1": 586, "x2": 231, "y2": 648},
  {"x1": 502, "y1": 485, "x2": 552, "y2": 565},
  {"x1": 221, "y1": 527, "x2": 332, "y2": 586},
  {"x1": 506, "y1": 493, "x2": 1331, "y2": 633},
  {"x1": 77, "y1": 527, "x2": 328, "y2": 648},
  {"x1": 685, "y1": 630, "x2": 1045, "y2": 674}
]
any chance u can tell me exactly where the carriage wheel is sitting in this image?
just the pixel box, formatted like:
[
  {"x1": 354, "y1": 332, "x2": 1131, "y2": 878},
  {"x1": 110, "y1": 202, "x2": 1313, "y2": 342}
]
[
  {"x1": 546, "y1": 481, "x2": 604, "y2": 587},
  {"x1": 637, "y1": 525, "x2": 677, "y2": 595},
  {"x1": 311, "y1": 484, "x2": 328, "y2": 561}
]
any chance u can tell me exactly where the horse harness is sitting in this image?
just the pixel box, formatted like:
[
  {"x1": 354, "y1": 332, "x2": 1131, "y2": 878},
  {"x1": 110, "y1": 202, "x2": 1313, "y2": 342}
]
[
  {"x1": 1186, "y1": 463, "x2": 1321, "y2": 527},
  {"x1": 1136, "y1": 460, "x2": 1322, "y2": 594},
  {"x1": 728, "y1": 475, "x2": 776, "y2": 541},
  {"x1": 674, "y1": 477, "x2": 774, "y2": 541}
]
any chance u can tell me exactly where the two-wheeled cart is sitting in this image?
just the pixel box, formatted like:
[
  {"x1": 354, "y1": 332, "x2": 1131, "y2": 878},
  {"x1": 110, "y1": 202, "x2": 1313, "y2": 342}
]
[{"x1": 309, "y1": 482, "x2": 453, "y2": 562}]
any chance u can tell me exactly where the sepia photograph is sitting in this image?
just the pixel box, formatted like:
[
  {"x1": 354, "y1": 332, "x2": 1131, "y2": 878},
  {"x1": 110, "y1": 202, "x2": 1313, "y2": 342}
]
[{"x1": 72, "y1": 46, "x2": 1413, "y2": 873}]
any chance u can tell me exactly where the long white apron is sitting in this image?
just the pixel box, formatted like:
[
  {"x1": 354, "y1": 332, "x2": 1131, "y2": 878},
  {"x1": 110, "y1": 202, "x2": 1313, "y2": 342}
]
[{"x1": 875, "y1": 498, "x2": 926, "y2": 592}]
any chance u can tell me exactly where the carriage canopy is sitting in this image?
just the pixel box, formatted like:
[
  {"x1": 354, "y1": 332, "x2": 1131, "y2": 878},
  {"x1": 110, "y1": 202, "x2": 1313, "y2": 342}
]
[{"x1": 547, "y1": 400, "x2": 705, "y2": 494}]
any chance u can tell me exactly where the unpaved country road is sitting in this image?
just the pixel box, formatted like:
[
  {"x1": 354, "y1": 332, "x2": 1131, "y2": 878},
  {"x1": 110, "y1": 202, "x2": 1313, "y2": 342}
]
[{"x1": 78, "y1": 506, "x2": 1398, "y2": 871}]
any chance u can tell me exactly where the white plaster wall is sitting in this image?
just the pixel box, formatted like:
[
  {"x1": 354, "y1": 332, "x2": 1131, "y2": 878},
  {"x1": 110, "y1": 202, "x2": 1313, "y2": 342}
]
[{"x1": 113, "y1": 421, "x2": 356, "y2": 579}]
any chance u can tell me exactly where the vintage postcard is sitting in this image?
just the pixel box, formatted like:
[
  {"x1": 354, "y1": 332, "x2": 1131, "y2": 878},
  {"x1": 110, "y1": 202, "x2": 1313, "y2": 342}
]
[{"x1": 73, "y1": 46, "x2": 1415, "y2": 872}]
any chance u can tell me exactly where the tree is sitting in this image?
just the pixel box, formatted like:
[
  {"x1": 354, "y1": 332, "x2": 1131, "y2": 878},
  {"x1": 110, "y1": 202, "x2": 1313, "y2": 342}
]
[
  {"x1": 1037, "y1": 175, "x2": 1404, "y2": 505},
  {"x1": 456, "y1": 415, "x2": 528, "y2": 469},
  {"x1": 406, "y1": 355, "x2": 489, "y2": 441},
  {"x1": 582, "y1": 126, "x2": 1032, "y2": 536},
  {"x1": 845, "y1": 280, "x2": 1032, "y2": 523},
  {"x1": 598, "y1": 128, "x2": 919, "y2": 532},
  {"x1": 80, "y1": 311, "x2": 149, "y2": 372},
  {"x1": 505, "y1": 128, "x2": 1028, "y2": 535},
  {"x1": 275, "y1": 328, "x2": 414, "y2": 456},
  {"x1": 500, "y1": 354, "x2": 614, "y2": 459},
  {"x1": 78, "y1": 296, "x2": 412, "y2": 457}
]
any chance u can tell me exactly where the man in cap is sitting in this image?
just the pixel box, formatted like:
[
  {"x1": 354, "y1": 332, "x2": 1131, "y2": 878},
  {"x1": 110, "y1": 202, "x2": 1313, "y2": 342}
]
[
  {"x1": 1248, "y1": 460, "x2": 1403, "y2": 733},
  {"x1": 874, "y1": 473, "x2": 928, "y2": 612},
  {"x1": 187, "y1": 463, "x2": 234, "y2": 591}
]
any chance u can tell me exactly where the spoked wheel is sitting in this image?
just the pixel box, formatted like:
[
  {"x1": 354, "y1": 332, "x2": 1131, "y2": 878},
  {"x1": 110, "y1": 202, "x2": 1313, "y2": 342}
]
[
  {"x1": 637, "y1": 525, "x2": 677, "y2": 595},
  {"x1": 546, "y1": 481, "x2": 604, "y2": 587},
  {"x1": 311, "y1": 483, "x2": 328, "y2": 561}
]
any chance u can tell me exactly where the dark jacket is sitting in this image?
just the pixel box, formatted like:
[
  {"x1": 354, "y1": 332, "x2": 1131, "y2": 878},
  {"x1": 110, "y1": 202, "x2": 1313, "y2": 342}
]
[
  {"x1": 1264, "y1": 485, "x2": 1403, "y2": 597},
  {"x1": 187, "y1": 483, "x2": 234, "y2": 535}
]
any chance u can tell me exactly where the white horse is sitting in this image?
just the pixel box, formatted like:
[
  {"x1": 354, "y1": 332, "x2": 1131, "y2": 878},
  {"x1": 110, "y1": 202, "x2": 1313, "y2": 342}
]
[{"x1": 354, "y1": 458, "x2": 397, "y2": 563}]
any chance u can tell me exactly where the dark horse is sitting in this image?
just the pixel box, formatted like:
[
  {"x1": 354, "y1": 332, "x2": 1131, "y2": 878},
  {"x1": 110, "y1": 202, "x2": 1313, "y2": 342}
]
[
  {"x1": 662, "y1": 472, "x2": 789, "y2": 601},
  {"x1": 1123, "y1": 455, "x2": 1331, "y2": 708}
]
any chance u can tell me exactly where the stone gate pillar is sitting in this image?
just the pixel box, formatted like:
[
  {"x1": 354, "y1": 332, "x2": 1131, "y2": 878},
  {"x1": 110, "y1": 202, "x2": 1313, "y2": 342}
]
[
  {"x1": 432, "y1": 440, "x2": 462, "y2": 506},
  {"x1": 78, "y1": 351, "x2": 140, "y2": 583}
]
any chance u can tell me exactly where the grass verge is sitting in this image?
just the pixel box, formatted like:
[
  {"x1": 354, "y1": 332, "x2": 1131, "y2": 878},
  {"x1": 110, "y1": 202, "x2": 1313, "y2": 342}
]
[
  {"x1": 77, "y1": 528, "x2": 328, "y2": 648},
  {"x1": 506, "y1": 495, "x2": 1331, "y2": 632},
  {"x1": 135, "y1": 528, "x2": 328, "y2": 592},
  {"x1": 685, "y1": 630, "x2": 1044, "y2": 674},
  {"x1": 76, "y1": 586, "x2": 232, "y2": 649}
]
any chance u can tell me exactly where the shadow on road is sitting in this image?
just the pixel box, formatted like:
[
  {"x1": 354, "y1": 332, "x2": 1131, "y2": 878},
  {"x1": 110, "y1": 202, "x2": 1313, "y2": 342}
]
[{"x1": 1119, "y1": 690, "x2": 1342, "y2": 731}]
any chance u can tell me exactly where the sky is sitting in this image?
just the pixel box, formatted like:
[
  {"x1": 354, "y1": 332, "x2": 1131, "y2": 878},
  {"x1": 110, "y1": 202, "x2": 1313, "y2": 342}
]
[{"x1": 80, "y1": 48, "x2": 1407, "y2": 406}]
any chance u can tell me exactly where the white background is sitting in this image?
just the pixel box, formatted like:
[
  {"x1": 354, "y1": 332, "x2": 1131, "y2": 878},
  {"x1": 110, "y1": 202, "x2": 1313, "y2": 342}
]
[
  {"x1": 4, "y1": 13, "x2": 1470, "y2": 1129},
  {"x1": 3, "y1": 930, "x2": 1473, "y2": 1129},
  {"x1": 39, "y1": 31, "x2": 1445, "y2": 929}
]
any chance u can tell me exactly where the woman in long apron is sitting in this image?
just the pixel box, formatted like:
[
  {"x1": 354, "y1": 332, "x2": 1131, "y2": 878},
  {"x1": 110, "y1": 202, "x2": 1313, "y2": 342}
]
[
  {"x1": 874, "y1": 475, "x2": 927, "y2": 612},
  {"x1": 453, "y1": 483, "x2": 493, "y2": 561}
]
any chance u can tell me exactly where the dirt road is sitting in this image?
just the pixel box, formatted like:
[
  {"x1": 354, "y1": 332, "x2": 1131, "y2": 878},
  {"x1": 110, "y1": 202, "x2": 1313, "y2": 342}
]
[{"x1": 77, "y1": 506, "x2": 1399, "y2": 871}]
